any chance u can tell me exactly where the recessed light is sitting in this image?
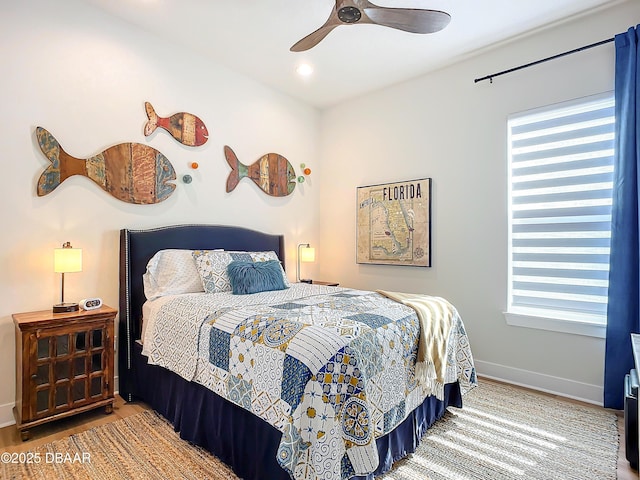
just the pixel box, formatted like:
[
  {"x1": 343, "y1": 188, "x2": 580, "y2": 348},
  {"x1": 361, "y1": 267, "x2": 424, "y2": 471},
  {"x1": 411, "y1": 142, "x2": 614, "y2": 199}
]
[{"x1": 296, "y1": 63, "x2": 314, "y2": 77}]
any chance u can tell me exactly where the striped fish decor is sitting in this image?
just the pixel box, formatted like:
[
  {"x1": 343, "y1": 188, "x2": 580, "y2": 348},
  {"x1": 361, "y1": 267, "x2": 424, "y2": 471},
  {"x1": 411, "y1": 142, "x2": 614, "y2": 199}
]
[
  {"x1": 225, "y1": 145, "x2": 296, "y2": 197},
  {"x1": 144, "y1": 102, "x2": 209, "y2": 147},
  {"x1": 36, "y1": 127, "x2": 176, "y2": 204}
]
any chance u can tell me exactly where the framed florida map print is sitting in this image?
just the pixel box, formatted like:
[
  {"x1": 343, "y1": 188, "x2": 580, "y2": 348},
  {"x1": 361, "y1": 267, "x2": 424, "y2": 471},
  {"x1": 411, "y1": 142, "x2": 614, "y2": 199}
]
[{"x1": 357, "y1": 178, "x2": 431, "y2": 267}]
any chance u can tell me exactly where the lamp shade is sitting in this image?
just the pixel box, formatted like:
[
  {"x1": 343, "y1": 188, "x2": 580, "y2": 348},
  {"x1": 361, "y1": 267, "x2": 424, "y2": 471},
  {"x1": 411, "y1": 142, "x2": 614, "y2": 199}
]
[
  {"x1": 297, "y1": 243, "x2": 315, "y2": 283},
  {"x1": 52, "y1": 242, "x2": 82, "y2": 313},
  {"x1": 300, "y1": 246, "x2": 315, "y2": 263},
  {"x1": 54, "y1": 243, "x2": 82, "y2": 273}
]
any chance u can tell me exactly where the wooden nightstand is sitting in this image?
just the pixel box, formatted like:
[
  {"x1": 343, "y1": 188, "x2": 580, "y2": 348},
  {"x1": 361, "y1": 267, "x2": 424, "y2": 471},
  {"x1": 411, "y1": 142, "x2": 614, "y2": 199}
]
[
  {"x1": 13, "y1": 305, "x2": 116, "y2": 440},
  {"x1": 310, "y1": 280, "x2": 339, "y2": 286}
]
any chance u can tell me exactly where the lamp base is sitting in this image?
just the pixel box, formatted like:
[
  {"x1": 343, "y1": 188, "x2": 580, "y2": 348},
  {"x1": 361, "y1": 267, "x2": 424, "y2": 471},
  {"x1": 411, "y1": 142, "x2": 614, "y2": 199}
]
[{"x1": 53, "y1": 302, "x2": 79, "y2": 313}]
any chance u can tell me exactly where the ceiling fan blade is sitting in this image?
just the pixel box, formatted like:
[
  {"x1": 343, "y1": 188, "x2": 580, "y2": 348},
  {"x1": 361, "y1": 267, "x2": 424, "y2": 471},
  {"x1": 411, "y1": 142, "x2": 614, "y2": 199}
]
[
  {"x1": 291, "y1": 5, "x2": 342, "y2": 52},
  {"x1": 363, "y1": 8, "x2": 451, "y2": 34},
  {"x1": 290, "y1": 23, "x2": 339, "y2": 52}
]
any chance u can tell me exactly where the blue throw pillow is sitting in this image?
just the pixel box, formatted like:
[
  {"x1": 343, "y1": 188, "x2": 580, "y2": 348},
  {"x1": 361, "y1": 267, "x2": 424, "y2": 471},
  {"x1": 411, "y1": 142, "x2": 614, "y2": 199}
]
[{"x1": 227, "y1": 260, "x2": 288, "y2": 295}]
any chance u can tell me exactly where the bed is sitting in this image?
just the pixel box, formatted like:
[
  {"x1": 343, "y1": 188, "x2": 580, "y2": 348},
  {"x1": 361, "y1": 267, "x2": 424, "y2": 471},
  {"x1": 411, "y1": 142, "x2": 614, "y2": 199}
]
[{"x1": 118, "y1": 224, "x2": 476, "y2": 480}]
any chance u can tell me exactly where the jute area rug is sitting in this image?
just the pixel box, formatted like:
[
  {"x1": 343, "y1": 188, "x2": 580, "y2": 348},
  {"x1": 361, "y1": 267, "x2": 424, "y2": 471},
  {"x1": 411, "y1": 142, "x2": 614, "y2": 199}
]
[
  {"x1": 378, "y1": 381, "x2": 618, "y2": 480},
  {"x1": 2, "y1": 380, "x2": 618, "y2": 480}
]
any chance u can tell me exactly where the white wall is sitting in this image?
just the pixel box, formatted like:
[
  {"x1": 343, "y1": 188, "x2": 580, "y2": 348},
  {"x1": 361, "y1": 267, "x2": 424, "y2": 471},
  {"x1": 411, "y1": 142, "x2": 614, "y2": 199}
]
[
  {"x1": 0, "y1": 0, "x2": 321, "y2": 425},
  {"x1": 319, "y1": 1, "x2": 640, "y2": 404}
]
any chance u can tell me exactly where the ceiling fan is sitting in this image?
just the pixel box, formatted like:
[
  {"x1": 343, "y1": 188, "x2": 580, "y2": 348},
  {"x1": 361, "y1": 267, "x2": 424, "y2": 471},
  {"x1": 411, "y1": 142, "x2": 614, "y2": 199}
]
[{"x1": 290, "y1": 0, "x2": 451, "y2": 52}]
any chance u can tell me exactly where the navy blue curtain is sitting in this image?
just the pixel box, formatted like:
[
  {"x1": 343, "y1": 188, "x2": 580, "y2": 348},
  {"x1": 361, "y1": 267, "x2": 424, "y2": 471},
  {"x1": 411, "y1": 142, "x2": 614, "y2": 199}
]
[{"x1": 604, "y1": 25, "x2": 640, "y2": 410}]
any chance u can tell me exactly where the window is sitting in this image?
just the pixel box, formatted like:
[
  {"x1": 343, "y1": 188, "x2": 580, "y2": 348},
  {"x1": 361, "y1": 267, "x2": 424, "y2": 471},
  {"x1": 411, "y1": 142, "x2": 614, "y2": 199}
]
[{"x1": 506, "y1": 93, "x2": 615, "y2": 337}]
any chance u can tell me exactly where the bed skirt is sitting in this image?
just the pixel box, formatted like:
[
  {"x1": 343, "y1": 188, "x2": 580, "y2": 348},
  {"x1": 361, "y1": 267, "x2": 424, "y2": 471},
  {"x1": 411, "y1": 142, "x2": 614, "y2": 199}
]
[{"x1": 131, "y1": 341, "x2": 462, "y2": 480}]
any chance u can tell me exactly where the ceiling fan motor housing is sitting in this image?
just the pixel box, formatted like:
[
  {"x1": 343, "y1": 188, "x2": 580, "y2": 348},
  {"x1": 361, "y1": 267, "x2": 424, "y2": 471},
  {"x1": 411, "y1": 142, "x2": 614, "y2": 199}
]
[{"x1": 338, "y1": 6, "x2": 362, "y2": 23}]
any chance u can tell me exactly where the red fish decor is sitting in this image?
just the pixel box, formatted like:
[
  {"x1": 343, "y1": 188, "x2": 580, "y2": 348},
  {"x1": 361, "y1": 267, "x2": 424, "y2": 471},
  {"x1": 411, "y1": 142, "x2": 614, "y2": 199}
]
[
  {"x1": 36, "y1": 127, "x2": 176, "y2": 204},
  {"x1": 144, "y1": 102, "x2": 209, "y2": 147},
  {"x1": 225, "y1": 145, "x2": 296, "y2": 197}
]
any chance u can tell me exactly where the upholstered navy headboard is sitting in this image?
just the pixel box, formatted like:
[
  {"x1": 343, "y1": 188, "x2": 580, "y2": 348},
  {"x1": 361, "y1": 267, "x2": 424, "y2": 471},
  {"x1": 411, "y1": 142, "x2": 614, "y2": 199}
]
[{"x1": 118, "y1": 224, "x2": 285, "y2": 400}]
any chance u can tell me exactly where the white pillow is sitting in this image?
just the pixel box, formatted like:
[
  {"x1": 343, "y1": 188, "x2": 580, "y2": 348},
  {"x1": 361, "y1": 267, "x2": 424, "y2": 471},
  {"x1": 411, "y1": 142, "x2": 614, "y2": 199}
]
[{"x1": 143, "y1": 249, "x2": 213, "y2": 300}]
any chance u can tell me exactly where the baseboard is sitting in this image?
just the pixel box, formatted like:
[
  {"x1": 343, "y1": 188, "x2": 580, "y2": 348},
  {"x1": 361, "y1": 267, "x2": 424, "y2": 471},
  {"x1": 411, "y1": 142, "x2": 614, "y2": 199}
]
[
  {"x1": 0, "y1": 375, "x2": 121, "y2": 428},
  {"x1": 0, "y1": 402, "x2": 14, "y2": 428},
  {"x1": 475, "y1": 359, "x2": 603, "y2": 406}
]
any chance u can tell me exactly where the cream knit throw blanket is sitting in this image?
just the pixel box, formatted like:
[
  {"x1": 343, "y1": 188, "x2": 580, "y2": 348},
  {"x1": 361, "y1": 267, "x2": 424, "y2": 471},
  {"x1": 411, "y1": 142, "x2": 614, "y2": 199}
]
[{"x1": 376, "y1": 291, "x2": 455, "y2": 399}]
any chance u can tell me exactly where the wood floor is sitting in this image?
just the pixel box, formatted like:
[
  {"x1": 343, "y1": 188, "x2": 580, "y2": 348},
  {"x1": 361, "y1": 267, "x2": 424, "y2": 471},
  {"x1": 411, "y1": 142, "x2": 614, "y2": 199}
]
[
  {"x1": 0, "y1": 385, "x2": 637, "y2": 479},
  {"x1": 0, "y1": 396, "x2": 147, "y2": 453}
]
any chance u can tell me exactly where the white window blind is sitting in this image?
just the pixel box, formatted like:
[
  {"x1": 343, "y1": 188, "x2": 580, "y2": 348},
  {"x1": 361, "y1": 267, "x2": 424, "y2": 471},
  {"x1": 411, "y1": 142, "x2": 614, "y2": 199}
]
[{"x1": 507, "y1": 93, "x2": 614, "y2": 325}]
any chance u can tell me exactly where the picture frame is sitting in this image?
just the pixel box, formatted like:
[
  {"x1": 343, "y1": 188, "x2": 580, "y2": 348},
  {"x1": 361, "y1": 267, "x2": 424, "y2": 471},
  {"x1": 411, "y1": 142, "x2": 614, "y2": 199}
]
[{"x1": 356, "y1": 178, "x2": 431, "y2": 267}]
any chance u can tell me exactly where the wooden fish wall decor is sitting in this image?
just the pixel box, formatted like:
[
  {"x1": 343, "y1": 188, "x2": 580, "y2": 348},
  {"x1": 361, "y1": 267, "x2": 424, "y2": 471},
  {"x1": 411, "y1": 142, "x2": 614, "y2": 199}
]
[
  {"x1": 224, "y1": 145, "x2": 296, "y2": 197},
  {"x1": 36, "y1": 127, "x2": 176, "y2": 205},
  {"x1": 144, "y1": 102, "x2": 209, "y2": 147}
]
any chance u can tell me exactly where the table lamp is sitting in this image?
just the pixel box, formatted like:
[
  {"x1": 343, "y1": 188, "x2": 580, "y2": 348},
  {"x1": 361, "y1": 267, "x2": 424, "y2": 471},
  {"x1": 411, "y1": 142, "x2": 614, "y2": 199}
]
[
  {"x1": 297, "y1": 243, "x2": 315, "y2": 283},
  {"x1": 53, "y1": 242, "x2": 82, "y2": 313}
]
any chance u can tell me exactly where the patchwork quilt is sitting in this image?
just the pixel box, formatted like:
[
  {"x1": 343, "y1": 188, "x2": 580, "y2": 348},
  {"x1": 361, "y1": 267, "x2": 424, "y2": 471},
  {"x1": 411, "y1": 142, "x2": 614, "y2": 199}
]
[{"x1": 145, "y1": 284, "x2": 476, "y2": 480}]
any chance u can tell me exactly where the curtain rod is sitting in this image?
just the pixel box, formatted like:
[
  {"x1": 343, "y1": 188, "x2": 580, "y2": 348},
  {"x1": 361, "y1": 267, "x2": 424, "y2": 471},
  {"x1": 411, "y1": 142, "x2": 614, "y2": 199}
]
[{"x1": 474, "y1": 37, "x2": 615, "y2": 84}]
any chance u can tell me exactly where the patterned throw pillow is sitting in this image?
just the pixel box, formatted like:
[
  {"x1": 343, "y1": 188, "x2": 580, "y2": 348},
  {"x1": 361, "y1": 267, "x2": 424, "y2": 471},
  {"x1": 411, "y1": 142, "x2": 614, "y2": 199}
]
[{"x1": 192, "y1": 250, "x2": 290, "y2": 293}]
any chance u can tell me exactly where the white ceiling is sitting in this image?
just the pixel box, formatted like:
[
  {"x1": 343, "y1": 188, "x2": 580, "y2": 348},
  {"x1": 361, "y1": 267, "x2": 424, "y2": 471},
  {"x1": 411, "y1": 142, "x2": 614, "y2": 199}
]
[{"x1": 81, "y1": 0, "x2": 621, "y2": 109}]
